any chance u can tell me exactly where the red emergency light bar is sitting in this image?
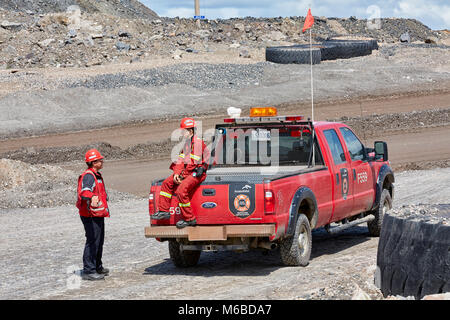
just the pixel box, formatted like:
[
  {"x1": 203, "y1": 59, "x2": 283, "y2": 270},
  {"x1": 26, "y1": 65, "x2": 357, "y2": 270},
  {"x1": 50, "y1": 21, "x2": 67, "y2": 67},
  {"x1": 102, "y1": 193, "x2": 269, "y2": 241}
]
[{"x1": 223, "y1": 115, "x2": 304, "y2": 123}]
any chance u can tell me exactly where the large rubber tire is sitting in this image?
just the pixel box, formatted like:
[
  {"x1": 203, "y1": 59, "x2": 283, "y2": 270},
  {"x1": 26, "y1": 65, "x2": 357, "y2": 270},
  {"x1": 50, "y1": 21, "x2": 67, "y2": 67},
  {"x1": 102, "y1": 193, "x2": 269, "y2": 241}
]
[
  {"x1": 376, "y1": 212, "x2": 450, "y2": 299},
  {"x1": 266, "y1": 46, "x2": 321, "y2": 64},
  {"x1": 328, "y1": 38, "x2": 379, "y2": 51},
  {"x1": 293, "y1": 43, "x2": 339, "y2": 61},
  {"x1": 168, "y1": 240, "x2": 201, "y2": 268},
  {"x1": 280, "y1": 214, "x2": 312, "y2": 266},
  {"x1": 368, "y1": 189, "x2": 392, "y2": 237},
  {"x1": 324, "y1": 40, "x2": 372, "y2": 59}
]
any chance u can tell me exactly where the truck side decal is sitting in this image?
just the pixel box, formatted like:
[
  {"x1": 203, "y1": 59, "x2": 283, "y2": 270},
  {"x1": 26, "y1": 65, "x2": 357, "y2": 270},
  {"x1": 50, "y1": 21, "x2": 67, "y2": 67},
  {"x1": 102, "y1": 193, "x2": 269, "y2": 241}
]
[{"x1": 340, "y1": 168, "x2": 349, "y2": 200}]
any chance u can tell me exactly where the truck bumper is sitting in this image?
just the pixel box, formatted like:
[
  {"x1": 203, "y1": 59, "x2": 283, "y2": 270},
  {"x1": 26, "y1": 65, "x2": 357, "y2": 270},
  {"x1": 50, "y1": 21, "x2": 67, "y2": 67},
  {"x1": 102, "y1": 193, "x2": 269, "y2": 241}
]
[{"x1": 145, "y1": 224, "x2": 276, "y2": 241}]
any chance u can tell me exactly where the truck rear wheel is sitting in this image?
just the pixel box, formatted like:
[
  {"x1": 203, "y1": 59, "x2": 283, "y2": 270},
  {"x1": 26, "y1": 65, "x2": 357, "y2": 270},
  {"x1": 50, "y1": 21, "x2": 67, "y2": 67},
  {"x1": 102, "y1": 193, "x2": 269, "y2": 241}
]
[
  {"x1": 368, "y1": 189, "x2": 392, "y2": 237},
  {"x1": 280, "y1": 214, "x2": 312, "y2": 266},
  {"x1": 168, "y1": 240, "x2": 201, "y2": 268}
]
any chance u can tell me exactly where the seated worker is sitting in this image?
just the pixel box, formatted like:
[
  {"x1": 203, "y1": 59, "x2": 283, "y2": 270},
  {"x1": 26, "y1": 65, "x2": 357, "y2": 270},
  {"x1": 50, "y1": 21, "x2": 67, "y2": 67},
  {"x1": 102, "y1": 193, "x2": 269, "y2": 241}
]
[{"x1": 151, "y1": 117, "x2": 209, "y2": 228}]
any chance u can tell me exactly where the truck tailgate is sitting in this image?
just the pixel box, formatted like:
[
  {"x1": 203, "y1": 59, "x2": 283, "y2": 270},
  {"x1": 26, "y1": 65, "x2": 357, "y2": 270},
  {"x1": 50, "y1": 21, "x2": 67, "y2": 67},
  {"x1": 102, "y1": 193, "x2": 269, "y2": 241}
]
[{"x1": 151, "y1": 182, "x2": 267, "y2": 225}]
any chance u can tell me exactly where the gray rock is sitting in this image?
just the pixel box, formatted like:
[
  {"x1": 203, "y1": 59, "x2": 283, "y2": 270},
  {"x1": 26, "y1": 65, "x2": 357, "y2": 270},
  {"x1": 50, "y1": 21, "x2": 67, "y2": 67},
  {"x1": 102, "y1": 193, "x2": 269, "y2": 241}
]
[
  {"x1": 194, "y1": 30, "x2": 210, "y2": 38},
  {"x1": 91, "y1": 34, "x2": 104, "y2": 39},
  {"x1": 400, "y1": 32, "x2": 411, "y2": 43},
  {"x1": 116, "y1": 41, "x2": 130, "y2": 51},
  {"x1": 37, "y1": 38, "x2": 55, "y2": 48},
  {"x1": 239, "y1": 49, "x2": 251, "y2": 58},
  {"x1": 118, "y1": 30, "x2": 132, "y2": 38},
  {"x1": 1, "y1": 21, "x2": 22, "y2": 31},
  {"x1": 68, "y1": 29, "x2": 77, "y2": 38}
]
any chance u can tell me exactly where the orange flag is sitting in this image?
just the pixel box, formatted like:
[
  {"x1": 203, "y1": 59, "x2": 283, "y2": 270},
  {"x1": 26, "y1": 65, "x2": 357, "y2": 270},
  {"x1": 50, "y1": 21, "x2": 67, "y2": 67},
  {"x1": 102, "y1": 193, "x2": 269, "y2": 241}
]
[{"x1": 302, "y1": 8, "x2": 314, "y2": 33}]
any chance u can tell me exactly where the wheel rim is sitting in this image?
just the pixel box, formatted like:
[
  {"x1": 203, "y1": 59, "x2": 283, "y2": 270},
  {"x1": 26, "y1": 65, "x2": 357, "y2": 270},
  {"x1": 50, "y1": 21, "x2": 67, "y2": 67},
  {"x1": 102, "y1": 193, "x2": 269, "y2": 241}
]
[{"x1": 297, "y1": 225, "x2": 309, "y2": 256}]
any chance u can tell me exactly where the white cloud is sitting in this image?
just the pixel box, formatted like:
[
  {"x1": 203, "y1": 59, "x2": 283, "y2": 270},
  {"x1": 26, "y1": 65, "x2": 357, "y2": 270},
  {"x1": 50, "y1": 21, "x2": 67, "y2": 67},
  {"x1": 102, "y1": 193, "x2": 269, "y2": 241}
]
[
  {"x1": 144, "y1": 0, "x2": 450, "y2": 29},
  {"x1": 394, "y1": 0, "x2": 450, "y2": 29}
]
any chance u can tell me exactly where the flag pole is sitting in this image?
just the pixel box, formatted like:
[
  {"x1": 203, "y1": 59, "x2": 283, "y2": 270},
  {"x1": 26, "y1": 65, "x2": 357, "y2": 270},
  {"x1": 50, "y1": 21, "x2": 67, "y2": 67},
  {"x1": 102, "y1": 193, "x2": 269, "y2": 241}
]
[{"x1": 309, "y1": 25, "x2": 315, "y2": 166}]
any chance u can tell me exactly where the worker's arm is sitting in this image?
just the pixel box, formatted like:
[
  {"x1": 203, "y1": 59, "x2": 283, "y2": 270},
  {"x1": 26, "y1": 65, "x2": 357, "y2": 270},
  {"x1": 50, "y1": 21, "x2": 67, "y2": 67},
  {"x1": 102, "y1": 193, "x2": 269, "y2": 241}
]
[
  {"x1": 181, "y1": 140, "x2": 209, "y2": 178},
  {"x1": 80, "y1": 174, "x2": 99, "y2": 207}
]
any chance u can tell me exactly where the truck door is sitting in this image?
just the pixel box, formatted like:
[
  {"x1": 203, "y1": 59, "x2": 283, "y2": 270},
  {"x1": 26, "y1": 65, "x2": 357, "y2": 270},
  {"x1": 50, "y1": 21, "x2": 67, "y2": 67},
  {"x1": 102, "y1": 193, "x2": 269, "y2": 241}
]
[
  {"x1": 338, "y1": 126, "x2": 375, "y2": 214},
  {"x1": 322, "y1": 128, "x2": 353, "y2": 223}
]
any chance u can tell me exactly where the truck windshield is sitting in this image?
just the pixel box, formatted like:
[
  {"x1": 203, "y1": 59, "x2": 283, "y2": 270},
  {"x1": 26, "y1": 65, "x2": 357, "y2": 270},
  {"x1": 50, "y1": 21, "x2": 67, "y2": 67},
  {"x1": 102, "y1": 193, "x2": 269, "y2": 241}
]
[{"x1": 210, "y1": 125, "x2": 323, "y2": 167}]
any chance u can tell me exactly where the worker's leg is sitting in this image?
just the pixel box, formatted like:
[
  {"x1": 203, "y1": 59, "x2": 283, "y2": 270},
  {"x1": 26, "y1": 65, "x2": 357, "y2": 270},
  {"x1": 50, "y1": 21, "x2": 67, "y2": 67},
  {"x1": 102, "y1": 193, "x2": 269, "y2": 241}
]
[
  {"x1": 175, "y1": 175, "x2": 202, "y2": 221},
  {"x1": 158, "y1": 175, "x2": 177, "y2": 212},
  {"x1": 81, "y1": 216, "x2": 102, "y2": 275}
]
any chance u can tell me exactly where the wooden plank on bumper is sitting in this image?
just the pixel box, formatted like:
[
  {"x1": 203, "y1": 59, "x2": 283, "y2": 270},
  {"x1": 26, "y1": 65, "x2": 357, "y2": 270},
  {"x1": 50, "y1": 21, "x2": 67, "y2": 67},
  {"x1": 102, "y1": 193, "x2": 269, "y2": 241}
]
[{"x1": 145, "y1": 224, "x2": 276, "y2": 241}]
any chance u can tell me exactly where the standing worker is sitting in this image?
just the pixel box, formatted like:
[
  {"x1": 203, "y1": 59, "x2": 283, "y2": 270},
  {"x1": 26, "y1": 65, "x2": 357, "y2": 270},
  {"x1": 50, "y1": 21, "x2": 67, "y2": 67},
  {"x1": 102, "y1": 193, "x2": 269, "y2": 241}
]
[
  {"x1": 152, "y1": 118, "x2": 209, "y2": 228},
  {"x1": 76, "y1": 149, "x2": 110, "y2": 280}
]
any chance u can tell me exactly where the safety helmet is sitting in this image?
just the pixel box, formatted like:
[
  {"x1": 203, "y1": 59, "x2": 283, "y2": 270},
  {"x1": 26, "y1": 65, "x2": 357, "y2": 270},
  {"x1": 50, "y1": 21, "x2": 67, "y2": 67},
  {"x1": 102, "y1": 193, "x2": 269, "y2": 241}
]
[
  {"x1": 85, "y1": 149, "x2": 104, "y2": 163},
  {"x1": 180, "y1": 117, "x2": 196, "y2": 129}
]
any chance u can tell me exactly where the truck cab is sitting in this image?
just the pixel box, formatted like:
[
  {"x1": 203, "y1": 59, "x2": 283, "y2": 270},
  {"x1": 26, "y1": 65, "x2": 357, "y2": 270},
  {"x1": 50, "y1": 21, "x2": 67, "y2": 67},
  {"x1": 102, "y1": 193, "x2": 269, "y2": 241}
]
[{"x1": 145, "y1": 107, "x2": 394, "y2": 267}]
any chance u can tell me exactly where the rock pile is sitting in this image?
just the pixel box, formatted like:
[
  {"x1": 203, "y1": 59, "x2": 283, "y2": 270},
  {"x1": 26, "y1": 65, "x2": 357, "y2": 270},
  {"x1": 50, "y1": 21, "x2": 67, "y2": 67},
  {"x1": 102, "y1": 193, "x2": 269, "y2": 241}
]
[
  {"x1": 0, "y1": 0, "x2": 159, "y2": 21},
  {"x1": 0, "y1": 158, "x2": 137, "y2": 209},
  {"x1": 0, "y1": 5, "x2": 446, "y2": 69}
]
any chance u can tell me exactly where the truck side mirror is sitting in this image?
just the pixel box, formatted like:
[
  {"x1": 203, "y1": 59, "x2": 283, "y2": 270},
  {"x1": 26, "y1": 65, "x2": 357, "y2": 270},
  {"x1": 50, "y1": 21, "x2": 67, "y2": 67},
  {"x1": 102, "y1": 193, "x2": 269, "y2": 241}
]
[{"x1": 374, "y1": 141, "x2": 388, "y2": 161}]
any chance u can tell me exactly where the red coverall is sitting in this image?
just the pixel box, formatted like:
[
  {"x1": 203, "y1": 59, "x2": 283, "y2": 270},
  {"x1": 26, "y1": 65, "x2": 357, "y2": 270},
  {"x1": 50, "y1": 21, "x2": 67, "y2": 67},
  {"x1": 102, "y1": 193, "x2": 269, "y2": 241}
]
[{"x1": 159, "y1": 135, "x2": 209, "y2": 221}]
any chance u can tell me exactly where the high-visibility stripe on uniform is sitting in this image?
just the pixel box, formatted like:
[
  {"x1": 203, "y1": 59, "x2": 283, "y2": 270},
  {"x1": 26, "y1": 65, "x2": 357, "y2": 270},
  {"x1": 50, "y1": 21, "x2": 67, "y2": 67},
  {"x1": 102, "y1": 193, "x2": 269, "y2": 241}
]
[
  {"x1": 179, "y1": 153, "x2": 185, "y2": 158},
  {"x1": 160, "y1": 191, "x2": 172, "y2": 198},
  {"x1": 190, "y1": 153, "x2": 201, "y2": 161},
  {"x1": 179, "y1": 202, "x2": 191, "y2": 207},
  {"x1": 91, "y1": 206, "x2": 106, "y2": 212}
]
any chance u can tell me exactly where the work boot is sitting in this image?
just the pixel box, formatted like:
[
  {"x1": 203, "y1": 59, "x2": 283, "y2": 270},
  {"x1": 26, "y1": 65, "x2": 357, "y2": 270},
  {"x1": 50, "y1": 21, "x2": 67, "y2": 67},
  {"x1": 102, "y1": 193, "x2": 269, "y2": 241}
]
[
  {"x1": 151, "y1": 211, "x2": 171, "y2": 220},
  {"x1": 176, "y1": 219, "x2": 197, "y2": 229},
  {"x1": 96, "y1": 267, "x2": 110, "y2": 276},
  {"x1": 81, "y1": 272, "x2": 105, "y2": 281}
]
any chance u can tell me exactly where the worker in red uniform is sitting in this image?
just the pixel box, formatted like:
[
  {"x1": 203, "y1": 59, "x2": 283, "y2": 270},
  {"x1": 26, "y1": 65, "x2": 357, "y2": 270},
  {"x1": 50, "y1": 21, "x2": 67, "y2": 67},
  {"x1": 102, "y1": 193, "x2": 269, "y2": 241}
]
[
  {"x1": 76, "y1": 149, "x2": 110, "y2": 280},
  {"x1": 152, "y1": 118, "x2": 209, "y2": 228}
]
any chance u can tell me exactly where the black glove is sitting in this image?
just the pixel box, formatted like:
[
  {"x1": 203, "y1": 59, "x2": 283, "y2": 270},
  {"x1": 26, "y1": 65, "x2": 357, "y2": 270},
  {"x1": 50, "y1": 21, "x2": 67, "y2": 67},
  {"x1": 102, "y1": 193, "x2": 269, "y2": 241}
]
[{"x1": 193, "y1": 167, "x2": 205, "y2": 177}]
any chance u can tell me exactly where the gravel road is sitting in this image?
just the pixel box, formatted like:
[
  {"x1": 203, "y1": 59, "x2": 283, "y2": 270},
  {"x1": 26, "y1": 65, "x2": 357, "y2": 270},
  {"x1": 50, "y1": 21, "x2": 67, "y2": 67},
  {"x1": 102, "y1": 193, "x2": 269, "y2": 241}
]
[{"x1": 1, "y1": 167, "x2": 449, "y2": 300}]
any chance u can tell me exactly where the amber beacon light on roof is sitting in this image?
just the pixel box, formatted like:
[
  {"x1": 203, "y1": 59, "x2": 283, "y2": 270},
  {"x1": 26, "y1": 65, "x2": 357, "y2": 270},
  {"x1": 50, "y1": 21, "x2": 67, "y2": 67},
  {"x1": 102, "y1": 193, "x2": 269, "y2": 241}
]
[{"x1": 223, "y1": 107, "x2": 304, "y2": 123}]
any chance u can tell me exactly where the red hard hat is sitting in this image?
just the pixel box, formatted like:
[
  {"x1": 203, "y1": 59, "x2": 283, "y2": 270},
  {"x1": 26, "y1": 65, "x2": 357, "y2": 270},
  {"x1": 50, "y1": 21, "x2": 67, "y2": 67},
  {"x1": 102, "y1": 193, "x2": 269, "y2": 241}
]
[
  {"x1": 180, "y1": 117, "x2": 196, "y2": 129},
  {"x1": 85, "y1": 149, "x2": 104, "y2": 162}
]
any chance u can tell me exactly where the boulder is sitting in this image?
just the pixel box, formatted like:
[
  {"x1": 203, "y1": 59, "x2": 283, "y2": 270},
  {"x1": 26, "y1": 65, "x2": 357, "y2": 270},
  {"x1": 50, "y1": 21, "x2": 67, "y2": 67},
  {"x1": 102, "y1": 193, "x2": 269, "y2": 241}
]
[
  {"x1": 38, "y1": 38, "x2": 55, "y2": 48},
  {"x1": 400, "y1": 32, "x2": 410, "y2": 43},
  {"x1": 1, "y1": 21, "x2": 22, "y2": 31},
  {"x1": 116, "y1": 41, "x2": 130, "y2": 51}
]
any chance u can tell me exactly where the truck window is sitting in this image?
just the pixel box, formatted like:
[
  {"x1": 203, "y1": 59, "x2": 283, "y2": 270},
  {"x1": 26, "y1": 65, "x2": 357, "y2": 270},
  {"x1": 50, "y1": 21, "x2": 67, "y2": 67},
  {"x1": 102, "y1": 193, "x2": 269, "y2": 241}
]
[
  {"x1": 339, "y1": 127, "x2": 365, "y2": 161},
  {"x1": 211, "y1": 126, "x2": 323, "y2": 167},
  {"x1": 323, "y1": 129, "x2": 346, "y2": 165}
]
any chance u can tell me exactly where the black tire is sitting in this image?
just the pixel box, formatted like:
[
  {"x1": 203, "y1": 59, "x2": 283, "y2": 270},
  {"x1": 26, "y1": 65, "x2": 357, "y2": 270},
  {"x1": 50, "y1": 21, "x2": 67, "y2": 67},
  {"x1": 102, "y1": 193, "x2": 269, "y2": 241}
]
[
  {"x1": 168, "y1": 239, "x2": 201, "y2": 268},
  {"x1": 266, "y1": 46, "x2": 321, "y2": 64},
  {"x1": 368, "y1": 189, "x2": 392, "y2": 237},
  {"x1": 293, "y1": 43, "x2": 339, "y2": 61},
  {"x1": 327, "y1": 38, "x2": 379, "y2": 51},
  {"x1": 324, "y1": 40, "x2": 372, "y2": 59},
  {"x1": 280, "y1": 214, "x2": 312, "y2": 266},
  {"x1": 376, "y1": 212, "x2": 450, "y2": 299}
]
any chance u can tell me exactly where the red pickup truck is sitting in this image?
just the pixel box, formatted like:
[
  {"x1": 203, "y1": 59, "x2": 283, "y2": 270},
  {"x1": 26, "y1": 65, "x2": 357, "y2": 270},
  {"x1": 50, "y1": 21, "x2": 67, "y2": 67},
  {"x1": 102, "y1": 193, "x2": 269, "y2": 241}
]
[{"x1": 145, "y1": 108, "x2": 394, "y2": 267}]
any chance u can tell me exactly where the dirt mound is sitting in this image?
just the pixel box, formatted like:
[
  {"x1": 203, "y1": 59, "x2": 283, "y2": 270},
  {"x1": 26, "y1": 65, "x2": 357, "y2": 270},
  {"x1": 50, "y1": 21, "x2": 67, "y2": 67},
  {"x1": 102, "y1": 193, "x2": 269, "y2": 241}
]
[
  {"x1": 0, "y1": 0, "x2": 158, "y2": 20},
  {"x1": 0, "y1": 7, "x2": 445, "y2": 70},
  {"x1": 0, "y1": 158, "x2": 138, "y2": 209},
  {"x1": 0, "y1": 140, "x2": 174, "y2": 165}
]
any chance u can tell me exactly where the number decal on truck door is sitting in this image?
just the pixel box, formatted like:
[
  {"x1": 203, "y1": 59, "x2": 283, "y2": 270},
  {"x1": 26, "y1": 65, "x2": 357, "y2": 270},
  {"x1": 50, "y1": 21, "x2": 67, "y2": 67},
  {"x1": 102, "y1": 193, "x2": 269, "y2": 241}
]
[{"x1": 357, "y1": 171, "x2": 368, "y2": 184}]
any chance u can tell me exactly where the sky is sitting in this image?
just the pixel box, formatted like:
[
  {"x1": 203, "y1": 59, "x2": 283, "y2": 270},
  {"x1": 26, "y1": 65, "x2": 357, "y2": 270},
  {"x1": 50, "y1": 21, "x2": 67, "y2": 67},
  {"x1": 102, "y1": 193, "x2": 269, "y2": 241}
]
[{"x1": 142, "y1": 0, "x2": 450, "y2": 30}]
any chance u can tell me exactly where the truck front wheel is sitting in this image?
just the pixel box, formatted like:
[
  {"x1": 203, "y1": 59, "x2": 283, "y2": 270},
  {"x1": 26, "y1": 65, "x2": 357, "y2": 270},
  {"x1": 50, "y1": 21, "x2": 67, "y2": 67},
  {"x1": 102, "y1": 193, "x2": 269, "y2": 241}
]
[
  {"x1": 280, "y1": 214, "x2": 312, "y2": 266},
  {"x1": 168, "y1": 240, "x2": 201, "y2": 267},
  {"x1": 368, "y1": 189, "x2": 392, "y2": 237}
]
